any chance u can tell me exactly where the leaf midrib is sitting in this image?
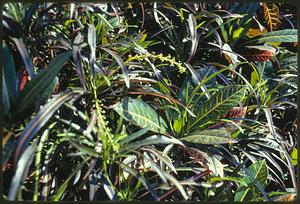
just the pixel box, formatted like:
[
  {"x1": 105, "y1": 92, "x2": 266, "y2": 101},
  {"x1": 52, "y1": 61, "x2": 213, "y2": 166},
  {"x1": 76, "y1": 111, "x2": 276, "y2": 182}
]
[{"x1": 189, "y1": 86, "x2": 244, "y2": 129}]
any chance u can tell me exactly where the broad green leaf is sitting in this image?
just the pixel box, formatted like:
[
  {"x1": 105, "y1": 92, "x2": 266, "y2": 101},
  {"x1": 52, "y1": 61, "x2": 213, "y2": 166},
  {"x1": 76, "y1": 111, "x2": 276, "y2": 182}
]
[
  {"x1": 234, "y1": 160, "x2": 269, "y2": 201},
  {"x1": 257, "y1": 29, "x2": 297, "y2": 44},
  {"x1": 181, "y1": 128, "x2": 236, "y2": 144},
  {"x1": 16, "y1": 51, "x2": 72, "y2": 114},
  {"x1": 14, "y1": 88, "x2": 85, "y2": 166},
  {"x1": 245, "y1": 160, "x2": 269, "y2": 185},
  {"x1": 189, "y1": 85, "x2": 246, "y2": 129},
  {"x1": 114, "y1": 97, "x2": 168, "y2": 134}
]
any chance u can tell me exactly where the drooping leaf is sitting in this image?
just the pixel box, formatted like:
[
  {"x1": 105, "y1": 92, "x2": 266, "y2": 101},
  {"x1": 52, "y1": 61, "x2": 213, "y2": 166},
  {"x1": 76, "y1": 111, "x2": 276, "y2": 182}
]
[
  {"x1": 14, "y1": 88, "x2": 85, "y2": 167},
  {"x1": 11, "y1": 37, "x2": 35, "y2": 78},
  {"x1": 8, "y1": 141, "x2": 37, "y2": 200},
  {"x1": 120, "y1": 163, "x2": 159, "y2": 200},
  {"x1": 16, "y1": 51, "x2": 72, "y2": 114},
  {"x1": 114, "y1": 97, "x2": 168, "y2": 134},
  {"x1": 188, "y1": 86, "x2": 246, "y2": 129},
  {"x1": 101, "y1": 47, "x2": 130, "y2": 88},
  {"x1": 181, "y1": 128, "x2": 236, "y2": 145}
]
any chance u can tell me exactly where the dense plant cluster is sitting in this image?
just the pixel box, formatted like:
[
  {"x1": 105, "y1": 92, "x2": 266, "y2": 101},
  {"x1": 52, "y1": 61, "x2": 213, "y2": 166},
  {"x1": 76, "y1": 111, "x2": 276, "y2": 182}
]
[{"x1": 2, "y1": 2, "x2": 297, "y2": 201}]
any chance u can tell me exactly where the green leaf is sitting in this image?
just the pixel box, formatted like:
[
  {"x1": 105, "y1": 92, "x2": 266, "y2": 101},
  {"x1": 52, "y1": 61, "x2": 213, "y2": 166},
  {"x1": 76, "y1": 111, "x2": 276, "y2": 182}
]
[
  {"x1": 16, "y1": 51, "x2": 72, "y2": 114},
  {"x1": 181, "y1": 128, "x2": 236, "y2": 144},
  {"x1": 3, "y1": 41, "x2": 18, "y2": 104},
  {"x1": 291, "y1": 148, "x2": 297, "y2": 166},
  {"x1": 2, "y1": 73, "x2": 10, "y2": 116},
  {"x1": 40, "y1": 77, "x2": 59, "y2": 100},
  {"x1": 14, "y1": 88, "x2": 85, "y2": 166},
  {"x1": 101, "y1": 47, "x2": 130, "y2": 88},
  {"x1": 123, "y1": 135, "x2": 183, "y2": 151},
  {"x1": 188, "y1": 85, "x2": 246, "y2": 129},
  {"x1": 210, "y1": 176, "x2": 248, "y2": 186},
  {"x1": 257, "y1": 29, "x2": 297, "y2": 44},
  {"x1": 114, "y1": 97, "x2": 168, "y2": 134},
  {"x1": 11, "y1": 37, "x2": 35, "y2": 78},
  {"x1": 234, "y1": 160, "x2": 269, "y2": 201},
  {"x1": 53, "y1": 157, "x2": 90, "y2": 201}
]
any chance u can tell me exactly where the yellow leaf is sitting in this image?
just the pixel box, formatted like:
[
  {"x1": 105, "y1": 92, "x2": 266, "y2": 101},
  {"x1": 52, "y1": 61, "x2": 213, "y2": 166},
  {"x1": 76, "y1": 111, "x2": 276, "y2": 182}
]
[
  {"x1": 246, "y1": 28, "x2": 268, "y2": 38},
  {"x1": 291, "y1": 147, "x2": 297, "y2": 166},
  {"x1": 262, "y1": 3, "x2": 282, "y2": 31}
]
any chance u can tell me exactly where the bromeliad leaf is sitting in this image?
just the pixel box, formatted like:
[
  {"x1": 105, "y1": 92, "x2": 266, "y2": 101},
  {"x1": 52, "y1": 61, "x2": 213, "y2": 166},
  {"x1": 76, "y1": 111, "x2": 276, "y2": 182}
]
[
  {"x1": 188, "y1": 85, "x2": 246, "y2": 130},
  {"x1": 114, "y1": 97, "x2": 168, "y2": 134},
  {"x1": 181, "y1": 128, "x2": 236, "y2": 145},
  {"x1": 16, "y1": 51, "x2": 72, "y2": 114}
]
